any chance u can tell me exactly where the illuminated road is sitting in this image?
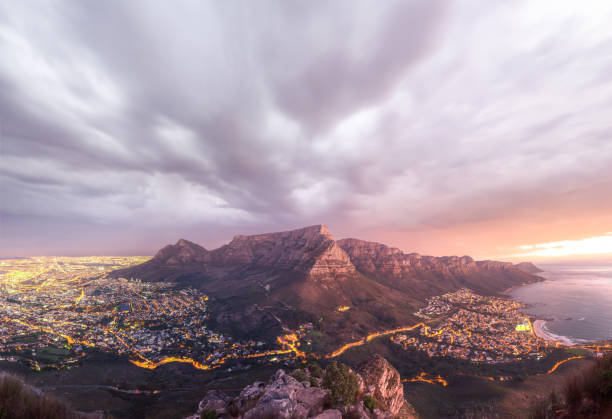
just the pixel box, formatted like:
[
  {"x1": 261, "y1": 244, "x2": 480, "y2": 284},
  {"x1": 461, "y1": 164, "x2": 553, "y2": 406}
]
[
  {"x1": 74, "y1": 289, "x2": 85, "y2": 307},
  {"x1": 325, "y1": 320, "x2": 472, "y2": 359},
  {"x1": 127, "y1": 333, "x2": 305, "y2": 371},
  {"x1": 403, "y1": 372, "x2": 448, "y2": 386},
  {"x1": 326, "y1": 322, "x2": 426, "y2": 358},
  {"x1": 547, "y1": 356, "x2": 584, "y2": 374}
]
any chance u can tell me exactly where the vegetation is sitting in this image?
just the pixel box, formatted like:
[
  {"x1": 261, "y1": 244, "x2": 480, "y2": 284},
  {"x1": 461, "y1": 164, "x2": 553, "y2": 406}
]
[
  {"x1": 308, "y1": 361, "x2": 323, "y2": 378},
  {"x1": 0, "y1": 372, "x2": 78, "y2": 419},
  {"x1": 363, "y1": 394, "x2": 378, "y2": 411},
  {"x1": 565, "y1": 347, "x2": 592, "y2": 357},
  {"x1": 291, "y1": 368, "x2": 308, "y2": 382},
  {"x1": 200, "y1": 408, "x2": 217, "y2": 419},
  {"x1": 528, "y1": 353, "x2": 612, "y2": 418},
  {"x1": 322, "y1": 362, "x2": 359, "y2": 406}
]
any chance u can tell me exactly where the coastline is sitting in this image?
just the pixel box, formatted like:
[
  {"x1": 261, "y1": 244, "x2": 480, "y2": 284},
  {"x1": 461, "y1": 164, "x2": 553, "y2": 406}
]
[{"x1": 533, "y1": 319, "x2": 575, "y2": 346}]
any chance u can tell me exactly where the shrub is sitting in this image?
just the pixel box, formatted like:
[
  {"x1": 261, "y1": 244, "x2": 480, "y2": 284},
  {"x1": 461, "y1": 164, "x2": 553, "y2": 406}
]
[
  {"x1": 200, "y1": 408, "x2": 217, "y2": 419},
  {"x1": 600, "y1": 369, "x2": 612, "y2": 401},
  {"x1": 563, "y1": 374, "x2": 582, "y2": 412},
  {"x1": 227, "y1": 401, "x2": 240, "y2": 417},
  {"x1": 291, "y1": 368, "x2": 308, "y2": 382},
  {"x1": 363, "y1": 395, "x2": 377, "y2": 411},
  {"x1": 529, "y1": 353, "x2": 612, "y2": 417},
  {"x1": 309, "y1": 376, "x2": 319, "y2": 387},
  {"x1": 322, "y1": 362, "x2": 359, "y2": 406},
  {"x1": 308, "y1": 362, "x2": 323, "y2": 378},
  {"x1": 0, "y1": 372, "x2": 78, "y2": 419},
  {"x1": 527, "y1": 398, "x2": 549, "y2": 419}
]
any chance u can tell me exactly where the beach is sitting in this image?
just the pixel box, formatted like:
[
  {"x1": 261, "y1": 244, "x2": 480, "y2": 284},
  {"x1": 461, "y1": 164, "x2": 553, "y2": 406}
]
[
  {"x1": 509, "y1": 263, "x2": 612, "y2": 345},
  {"x1": 533, "y1": 320, "x2": 575, "y2": 345}
]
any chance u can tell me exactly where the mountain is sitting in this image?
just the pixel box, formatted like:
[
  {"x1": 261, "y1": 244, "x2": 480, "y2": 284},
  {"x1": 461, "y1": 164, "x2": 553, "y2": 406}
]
[
  {"x1": 337, "y1": 238, "x2": 541, "y2": 296},
  {"x1": 111, "y1": 225, "x2": 542, "y2": 344},
  {"x1": 514, "y1": 261, "x2": 544, "y2": 274},
  {"x1": 119, "y1": 225, "x2": 355, "y2": 284}
]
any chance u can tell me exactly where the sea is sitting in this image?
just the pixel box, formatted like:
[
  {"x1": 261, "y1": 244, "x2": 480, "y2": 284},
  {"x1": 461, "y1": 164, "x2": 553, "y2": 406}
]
[{"x1": 507, "y1": 260, "x2": 612, "y2": 345}]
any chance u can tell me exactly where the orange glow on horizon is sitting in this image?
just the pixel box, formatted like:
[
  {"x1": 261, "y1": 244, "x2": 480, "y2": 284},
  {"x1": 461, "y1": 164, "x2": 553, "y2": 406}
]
[{"x1": 511, "y1": 233, "x2": 612, "y2": 259}]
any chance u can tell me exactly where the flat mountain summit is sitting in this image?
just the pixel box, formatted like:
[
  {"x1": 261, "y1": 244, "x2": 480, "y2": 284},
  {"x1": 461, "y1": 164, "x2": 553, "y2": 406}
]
[
  {"x1": 112, "y1": 225, "x2": 542, "y2": 343},
  {"x1": 124, "y1": 225, "x2": 355, "y2": 283}
]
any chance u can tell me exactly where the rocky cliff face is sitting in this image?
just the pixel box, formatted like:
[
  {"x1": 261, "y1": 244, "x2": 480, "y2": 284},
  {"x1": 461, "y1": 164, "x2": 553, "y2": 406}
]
[
  {"x1": 187, "y1": 355, "x2": 418, "y2": 419},
  {"x1": 117, "y1": 226, "x2": 541, "y2": 293},
  {"x1": 112, "y1": 225, "x2": 542, "y2": 342},
  {"x1": 337, "y1": 238, "x2": 541, "y2": 295},
  {"x1": 514, "y1": 262, "x2": 544, "y2": 274},
  {"x1": 338, "y1": 238, "x2": 497, "y2": 274},
  {"x1": 119, "y1": 225, "x2": 356, "y2": 282},
  {"x1": 212, "y1": 225, "x2": 356, "y2": 279},
  {"x1": 358, "y1": 354, "x2": 416, "y2": 418}
]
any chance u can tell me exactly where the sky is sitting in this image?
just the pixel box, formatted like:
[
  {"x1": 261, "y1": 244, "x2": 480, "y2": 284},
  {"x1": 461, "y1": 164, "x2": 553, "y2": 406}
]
[{"x1": 1, "y1": 1, "x2": 612, "y2": 261}]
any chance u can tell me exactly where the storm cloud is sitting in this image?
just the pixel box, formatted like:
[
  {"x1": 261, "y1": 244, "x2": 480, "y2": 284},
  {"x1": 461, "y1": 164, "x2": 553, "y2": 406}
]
[{"x1": 1, "y1": 1, "x2": 612, "y2": 259}]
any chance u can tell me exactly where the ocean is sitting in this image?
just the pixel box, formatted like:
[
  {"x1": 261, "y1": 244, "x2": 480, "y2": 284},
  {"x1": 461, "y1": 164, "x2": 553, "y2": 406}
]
[{"x1": 507, "y1": 261, "x2": 612, "y2": 344}]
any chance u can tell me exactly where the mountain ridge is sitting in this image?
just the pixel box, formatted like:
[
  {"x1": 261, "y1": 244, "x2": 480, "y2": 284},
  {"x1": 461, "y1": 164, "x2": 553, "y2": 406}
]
[{"x1": 111, "y1": 225, "x2": 543, "y2": 343}]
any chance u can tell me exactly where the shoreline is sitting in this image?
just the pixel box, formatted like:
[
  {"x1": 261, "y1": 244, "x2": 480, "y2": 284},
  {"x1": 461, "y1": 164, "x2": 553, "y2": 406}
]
[{"x1": 533, "y1": 319, "x2": 575, "y2": 346}]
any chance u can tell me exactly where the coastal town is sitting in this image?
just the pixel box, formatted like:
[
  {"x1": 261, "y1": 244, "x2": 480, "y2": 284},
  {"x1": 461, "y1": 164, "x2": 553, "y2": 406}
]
[
  {"x1": 1, "y1": 258, "x2": 609, "y2": 375},
  {"x1": 393, "y1": 288, "x2": 545, "y2": 362},
  {"x1": 0, "y1": 256, "x2": 305, "y2": 372}
]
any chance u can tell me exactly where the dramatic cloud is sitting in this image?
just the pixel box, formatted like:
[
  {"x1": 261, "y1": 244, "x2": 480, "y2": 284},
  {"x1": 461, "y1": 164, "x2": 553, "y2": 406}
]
[{"x1": 1, "y1": 0, "x2": 612, "y2": 259}]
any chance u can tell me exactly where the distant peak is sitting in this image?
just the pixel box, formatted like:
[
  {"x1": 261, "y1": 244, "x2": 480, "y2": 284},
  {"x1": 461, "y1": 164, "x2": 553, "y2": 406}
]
[
  {"x1": 514, "y1": 261, "x2": 543, "y2": 274},
  {"x1": 175, "y1": 238, "x2": 197, "y2": 247},
  {"x1": 171, "y1": 238, "x2": 207, "y2": 253},
  {"x1": 230, "y1": 225, "x2": 333, "y2": 243},
  {"x1": 304, "y1": 224, "x2": 332, "y2": 237}
]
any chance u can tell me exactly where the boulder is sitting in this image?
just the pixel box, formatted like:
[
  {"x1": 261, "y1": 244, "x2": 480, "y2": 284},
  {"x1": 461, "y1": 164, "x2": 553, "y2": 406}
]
[
  {"x1": 197, "y1": 390, "x2": 231, "y2": 416},
  {"x1": 313, "y1": 409, "x2": 342, "y2": 419},
  {"x1": 296, "y1": 386, "x2": 329, "y2": 416},
  {"x1": 241, "y1": 369, "x2": 328, "y2": 419},
  {"x1": 359, "y1": 354, "x2": 415, "y2": 417}
]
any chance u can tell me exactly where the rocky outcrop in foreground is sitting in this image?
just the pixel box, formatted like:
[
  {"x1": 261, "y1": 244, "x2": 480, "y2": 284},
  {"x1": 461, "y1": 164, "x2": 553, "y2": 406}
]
[{"x1": 187, "y1": 355, "x2": 418, "y2": 419}]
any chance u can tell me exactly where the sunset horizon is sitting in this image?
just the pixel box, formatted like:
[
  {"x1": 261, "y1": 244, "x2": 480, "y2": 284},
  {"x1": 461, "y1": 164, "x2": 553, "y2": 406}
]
[{"x1": 1, "y1": 1, "x2": 611, "y2": 418}]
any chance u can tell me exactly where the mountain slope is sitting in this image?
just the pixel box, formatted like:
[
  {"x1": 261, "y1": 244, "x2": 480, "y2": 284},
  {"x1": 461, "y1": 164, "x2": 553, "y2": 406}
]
[
  {"x1": 115, "y1": 225, "x2": 355, "y2": 285},
  {"x1": 337, "y1": 238, "x2": 540, "y2": 296},
  {"x1": 111, "y1": 225, "x2": 542, "y2": 343},
  {"x1": 515, "y1": 261, "x2": 544, "y2": 274}
]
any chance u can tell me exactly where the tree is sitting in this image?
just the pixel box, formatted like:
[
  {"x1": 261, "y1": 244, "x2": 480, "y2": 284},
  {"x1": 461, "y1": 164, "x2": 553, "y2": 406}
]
[
  {"x1": 363, "y1": 395, "x2": 377, "y2": 411},
  {"x1": 291, "y1": 368, "x2": 308, "y2": 382},
  {"x1": 308, "y1": 361, "x2": 323, "y2": 378},
  {"x1": 322, "y1": 362, "x2": 359, "y2": 405}
]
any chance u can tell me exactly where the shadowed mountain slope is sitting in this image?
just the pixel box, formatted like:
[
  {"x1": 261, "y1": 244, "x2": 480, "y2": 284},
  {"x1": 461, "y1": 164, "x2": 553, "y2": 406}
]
[
  {"x1": 337, "y1": 238, "x2": 540, "y2": 296},
  {"x1": 111, "y1": 225, "x2": 542, "y2": 343}
]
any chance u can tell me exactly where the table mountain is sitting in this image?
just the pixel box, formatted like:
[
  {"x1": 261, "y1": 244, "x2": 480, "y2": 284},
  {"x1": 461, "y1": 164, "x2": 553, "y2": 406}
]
[{"x1": 111, "y1": 225, "x2": 541, "y2": 343}]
